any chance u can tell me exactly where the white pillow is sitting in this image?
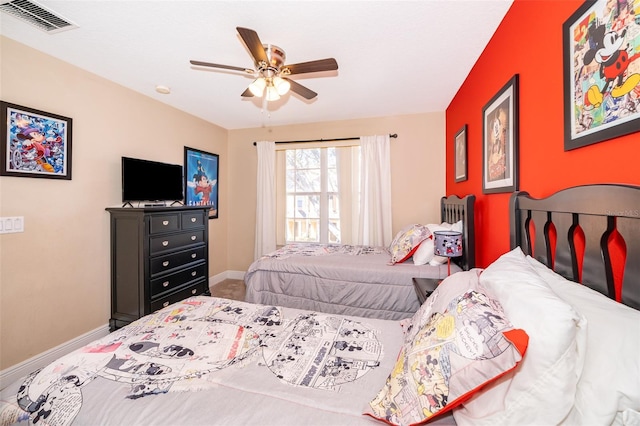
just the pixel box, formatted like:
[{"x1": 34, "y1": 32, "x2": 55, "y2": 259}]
[
  {"x1": 412, "y1": 236, "x2": 435, "y2": 265},
  {"x1": 413, "y1": 221, "x2": 463, "y2": 266},
  {"x1": 525, "y1": 255, "x2": 640, "y2": 425},
  {"x1": 453, "y1": 247, "x2": 586, "y2": 426}
]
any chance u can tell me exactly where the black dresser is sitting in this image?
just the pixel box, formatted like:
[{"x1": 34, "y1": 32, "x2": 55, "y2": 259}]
[{"x1": 106, "y1": 206, "x2": 210, "y2": 331}]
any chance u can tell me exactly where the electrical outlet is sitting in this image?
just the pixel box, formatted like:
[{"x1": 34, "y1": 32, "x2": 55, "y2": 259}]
[{"x1": 0, "y1": 216, "x2": 24, "y2": 234}]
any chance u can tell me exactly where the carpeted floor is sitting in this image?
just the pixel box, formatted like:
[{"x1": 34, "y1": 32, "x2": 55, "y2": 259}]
[{"x1": 209, "y1": 279, "x2": 246, "y2": 301}]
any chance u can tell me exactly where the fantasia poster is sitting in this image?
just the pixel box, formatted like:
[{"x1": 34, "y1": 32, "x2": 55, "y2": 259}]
[{"x1": 184, "y1": 146, "x2": 219, "y2": 218}]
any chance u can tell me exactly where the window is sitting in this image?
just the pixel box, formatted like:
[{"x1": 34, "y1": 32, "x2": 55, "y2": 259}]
[{"x1": 276, "y1": 145, "x2": 359, "y2": 245}]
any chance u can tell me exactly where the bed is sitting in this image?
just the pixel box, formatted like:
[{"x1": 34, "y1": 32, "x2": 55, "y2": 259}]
[
  {"x1": 244, "y1": 194, "x2": 476, "y2": 320},
  {"x1": 1, "y1": 184, "x2": 639, "y2": 426}
]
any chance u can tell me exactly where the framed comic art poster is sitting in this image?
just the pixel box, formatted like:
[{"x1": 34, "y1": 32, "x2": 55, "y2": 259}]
[
  {"x1": 482, "y1": 74, "x2": 519, "y2": 194},
  {"x1": 184, "y1": 146, "x2": 219, "y2": 219},
  {"x1": 563, "y1": 0, "x2": 640, "y2": 150},
  {"x1": 1, "y1": 101, "x2": 72, "y2": 179}
]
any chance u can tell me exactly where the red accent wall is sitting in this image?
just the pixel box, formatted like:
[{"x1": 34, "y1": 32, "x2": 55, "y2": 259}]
[{"x1": 446, "y1": 0, "x2": 640, "y2": 268}]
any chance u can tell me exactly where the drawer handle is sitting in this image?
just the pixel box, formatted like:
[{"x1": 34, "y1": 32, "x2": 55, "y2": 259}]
[
  {"x1": 191, "y1": 271, "x2": 197, "y2": 277},
  {"x1": 162, "y1": 241, "x2": 169, "y2": 247},
  {"x1": 191, "y1": 289, "x2": 197, "y2": 294},
  {"x1": 191, "y1": 253, "x2": 197, "y2": 258},
  {"x1": 162, "y1": 261, "x2": 169, "y2": 267},
  {"x1": 191, "y1": 235, "x2": 197, "y2": 241},
  {"x1": 163, "y1": 220, "x2": 169, "y2": 226},
  {"x1": 163, "y1": 281, "x2": 169, "y2": 287},
  {"x1": 191, "y1": 217, "x2": 196, "y2": 222},
  {"x1": 163, "y1": 301, "x2": 169, "y2": 307}
]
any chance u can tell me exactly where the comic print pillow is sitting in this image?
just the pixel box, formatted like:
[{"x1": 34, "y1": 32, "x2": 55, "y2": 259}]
[
  {"x1": 365, "y1": 271, "x2": 529, "y2": 425},
  {"x1": 388, "y1": 224, "x2": 431, "y2": 265}
]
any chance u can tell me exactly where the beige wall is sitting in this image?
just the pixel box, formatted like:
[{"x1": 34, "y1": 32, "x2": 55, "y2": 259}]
[
  {"x1": 0, "y1": 36, "x2": 447, "y2": 370},
  {"x1": 227, "y1": 114, "x2": 446, "y2": 272},
  {"x1": 0, "y1": 37, "x2": 228, "y2": 369}
]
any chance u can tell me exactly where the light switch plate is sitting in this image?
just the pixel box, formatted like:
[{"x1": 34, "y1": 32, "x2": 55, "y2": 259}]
[{"x1": 0, "y1": 216, "x2": 24, "y2": 234}]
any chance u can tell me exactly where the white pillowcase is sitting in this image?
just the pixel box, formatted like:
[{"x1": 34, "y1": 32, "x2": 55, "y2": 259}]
[
  {"x1": 526, "y1": 255, "x2": 640, "y2": 425},
  {"x1": 453, "y1": 247, "x2": 586, "y2": 426},
  {"x1": 412, "y1": 235, "x2": 436, "y2": 265},
  {"x1": 413, "y1": 220, "x2": 463, "y2": 266}
]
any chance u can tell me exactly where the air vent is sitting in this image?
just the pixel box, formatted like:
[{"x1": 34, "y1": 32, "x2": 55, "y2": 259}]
[{"x1": 0, "y1": 0, "x2": 77, "y2": 33}]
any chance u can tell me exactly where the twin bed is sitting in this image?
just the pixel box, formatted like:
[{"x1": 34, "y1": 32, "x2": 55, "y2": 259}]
[
  {"x1": 1, "y1": 184, "x2": 639, "y2": 426},
  {"x1": 244, "y1": 194, "x2": 476, "y2": 320}
]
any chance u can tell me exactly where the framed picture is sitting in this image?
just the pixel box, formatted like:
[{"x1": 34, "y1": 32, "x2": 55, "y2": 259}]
[
  {"x1": 482, "y1": 74, "x2": 519, "y2": 194},
  {"x1": 563, "y1": 0, "x2": 640, "y2": 151},
  {"x1": 454, "y1": 124, "x2": 467, "y2": 182},
  {"x1": 184, "y1": 146, "x2": 219, "y2": 219},
  {"x1": 1, "y1": 101, "x2": 72, "y2": 180}
]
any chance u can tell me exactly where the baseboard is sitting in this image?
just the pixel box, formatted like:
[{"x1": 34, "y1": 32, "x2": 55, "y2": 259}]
[
  {"x1": 208, "y1": 270, "x2": 245, "y2": 288},
  {"x1": 0, "y1": 324, "x2": 110, "y2": 390},
  {"x1": 226, "y1": 270, "x2": 246, "y2": 280}
]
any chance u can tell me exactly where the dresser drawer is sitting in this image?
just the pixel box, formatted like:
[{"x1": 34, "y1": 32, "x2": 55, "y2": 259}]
[
  {"x1": 149, "y1": 213, "x2": 180, "y2": 234},
  {"x1": 150, "y1": 245, "x2": 207, "y2": 276},
  {"x1": 182, "y1": 211, "x2": 205, "y2": 229},
  {"x1": 150, "y1": 280, "x2": 208, "y2": 312},
  {"x1": 150, "y1": 263, "x2": 207, "y2": 297},
  {"x1": 150, "y1": 230, "x2": 205, "y2": 254}
]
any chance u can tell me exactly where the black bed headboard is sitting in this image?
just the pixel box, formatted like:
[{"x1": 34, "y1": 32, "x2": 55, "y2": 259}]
[
  {"x1": 440, "y1": 194, "x2": 476, "y2": 271},
  {"x1": 510, "y1": 184, "x2": 640, "y2": 310}
]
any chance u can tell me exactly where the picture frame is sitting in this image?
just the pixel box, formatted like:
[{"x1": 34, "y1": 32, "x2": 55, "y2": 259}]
[
  {"x1": 0, "y1": 101, "x2": 72, "y2": 180},
  {"x1": 563, "y1": 0, "x2": 640, "y2": 151},
  {"x1": 482, "y1": 74, "x2": 519, "y2": 194},
  {"x1": 184, "y1": 146, "x2": 219, "y2": 219},
  {"x1": 454, "y1": 124, "x2": 468, "y2": 183}
]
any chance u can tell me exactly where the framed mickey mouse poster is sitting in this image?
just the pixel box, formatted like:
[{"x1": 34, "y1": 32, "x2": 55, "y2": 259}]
[
  {"x1": 563, "y1": 0, "x2": 640, "y2": 151},
  {"x1": 0, "y1": 101, "x2": 72, "y2": 179}
]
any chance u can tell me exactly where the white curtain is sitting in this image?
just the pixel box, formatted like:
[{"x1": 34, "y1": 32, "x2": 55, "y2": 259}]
[
  {"x1": 254, "y1": 141, "x2": 276, "y2": 260},
  {"x1": 356, "y1": 134, "x2": 392, "y2": 246}
]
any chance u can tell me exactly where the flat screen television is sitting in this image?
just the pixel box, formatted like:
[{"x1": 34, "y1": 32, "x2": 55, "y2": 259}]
[{"x1": 122, "y1": 156, "x2": 184, "y2": 204}]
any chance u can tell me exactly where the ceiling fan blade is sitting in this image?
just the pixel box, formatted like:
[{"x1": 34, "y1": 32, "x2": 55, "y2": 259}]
[
  {"x1": 286, "y1": 79, "x2": 317, "y2": 100},
  {"x1": 190, "y1": 60, "x2": 252, "y2": 73},
  {"x1": 236, "y1": 27, "x2": 268, "y2": 65},
  {"x1": 241, "y1": 87, "x2": 254, "y2": 97},
  {"x1": 284, "y1": 58, "x2": 338, "y2": 75}
]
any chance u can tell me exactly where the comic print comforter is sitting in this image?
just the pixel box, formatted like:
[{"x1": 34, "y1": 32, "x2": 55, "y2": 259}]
[{"x1": 0, "y1": 296, "x2": 409, "y2": 426}]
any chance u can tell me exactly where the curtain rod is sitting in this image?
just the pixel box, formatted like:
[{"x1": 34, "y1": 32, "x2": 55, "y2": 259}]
[{"x1": 252, "y1": 133, "x2": 397, "y2": 146}]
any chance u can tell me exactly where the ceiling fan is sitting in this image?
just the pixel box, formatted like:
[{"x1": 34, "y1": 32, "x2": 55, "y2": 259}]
[{"x1": 190, "y1": 27, "x2": 338, "y2": 101}]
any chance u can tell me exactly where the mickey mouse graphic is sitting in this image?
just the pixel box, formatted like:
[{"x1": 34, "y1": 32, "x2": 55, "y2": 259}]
[{"x1": 582, "y1": 20, "x2": 640, "y2": 108}]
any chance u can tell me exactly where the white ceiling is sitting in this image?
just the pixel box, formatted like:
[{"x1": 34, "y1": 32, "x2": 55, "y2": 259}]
[{"x1": 0, "y1": 0, "x2": 513, "y2": 130}]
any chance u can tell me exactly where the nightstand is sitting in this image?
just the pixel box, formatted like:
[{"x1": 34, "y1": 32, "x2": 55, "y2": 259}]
[{"x1": 412, "y1": 277, "x2": 441, "y2": 305}]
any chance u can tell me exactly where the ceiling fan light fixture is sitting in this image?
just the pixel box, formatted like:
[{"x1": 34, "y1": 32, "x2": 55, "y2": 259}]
[
  {"x1": 249, "y1": 78, "x2": 266, "y2": 97},
  {"x1": 273, "y1": 76, "x2": 290, "y2": 96},
  {"x1": 265, "y1": 85, "x2": 280, "y2": 101},
  {"x1": 190, "y1": 27, "x2": 336, "y2": 102}
]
